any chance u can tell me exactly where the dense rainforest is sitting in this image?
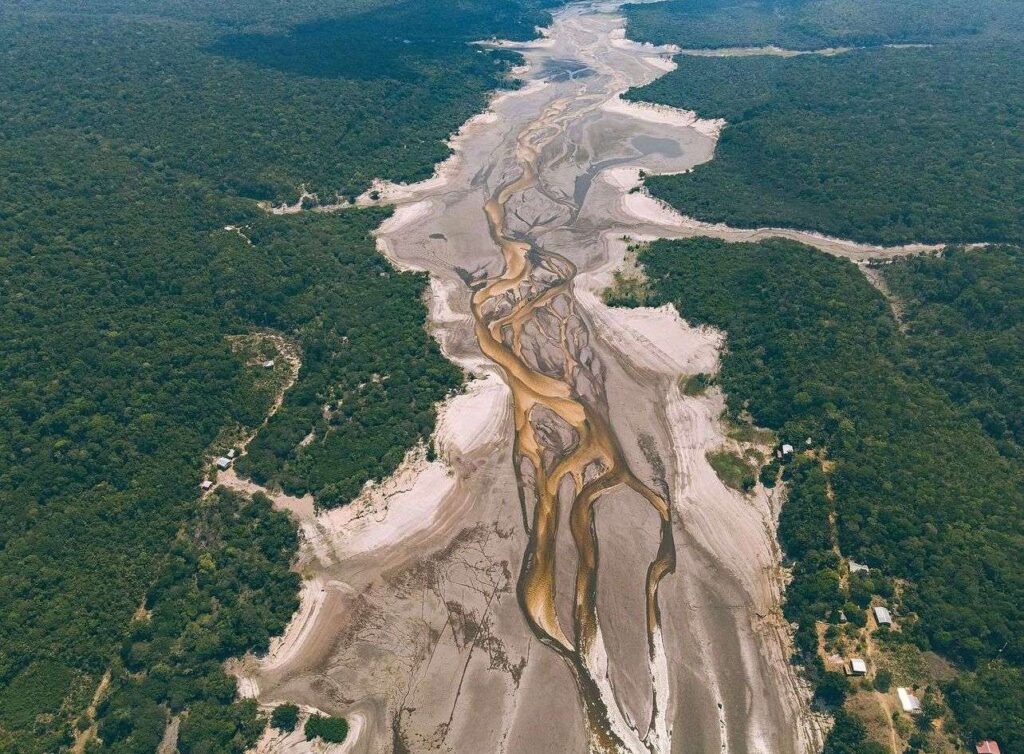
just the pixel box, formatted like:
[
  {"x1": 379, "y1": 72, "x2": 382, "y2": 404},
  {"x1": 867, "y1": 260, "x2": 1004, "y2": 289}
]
[
  {"x1": 618, "y1": 238, "x2": 1024, "y2": 751},
  {"x1": 882, "y1": 247, "x2": 1024, "y2": 460},
  {"x1": 0, "y1": 0, "x2": 555, "y2": 749},
  {"x1": 623, "y1": 0, "x2": 1024, "y2": 246},
  {"x1": 622, "y1": 0, "x2": 1020, "y2": 50},
  {"x1": 619, "y1": 2, "x2": 1024, "y2": 747}
]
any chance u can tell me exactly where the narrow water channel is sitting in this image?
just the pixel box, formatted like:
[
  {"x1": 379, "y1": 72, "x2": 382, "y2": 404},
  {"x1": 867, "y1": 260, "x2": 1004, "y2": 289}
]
[{"x1": 248, "y1": 4, "x2": 825, "y2": 752}]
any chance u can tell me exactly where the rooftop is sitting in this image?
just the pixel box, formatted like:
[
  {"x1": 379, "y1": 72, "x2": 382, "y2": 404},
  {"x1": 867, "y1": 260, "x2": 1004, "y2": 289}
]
[{"x1": 897, "y1": 687, "x2": 921, "y2": 714}]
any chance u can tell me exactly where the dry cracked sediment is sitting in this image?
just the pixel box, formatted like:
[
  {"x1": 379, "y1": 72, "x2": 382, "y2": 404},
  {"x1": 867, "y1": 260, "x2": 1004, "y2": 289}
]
[{"x1": 229, "y1": 2, "x2": 936, "y2": 751}]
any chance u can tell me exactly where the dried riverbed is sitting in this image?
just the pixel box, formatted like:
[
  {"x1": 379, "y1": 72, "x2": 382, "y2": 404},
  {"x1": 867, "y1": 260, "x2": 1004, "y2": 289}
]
[{"x1": 235, "y1": 3, "x2": 865, "y2": 752}]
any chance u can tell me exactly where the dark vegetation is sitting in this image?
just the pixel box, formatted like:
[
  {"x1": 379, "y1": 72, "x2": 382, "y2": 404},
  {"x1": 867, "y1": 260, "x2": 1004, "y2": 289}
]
[
  {"x1": 946, "y1": 661, "x2": 1024, "y2": 754},
  {"x1": 882, "y1": 246, "x2": 1024, "y2": 460},
  {"x1": 226, "y1": 212, "x2": 461, "y2": 506},
  {"x1": 304, "y1": 714, "x2": 349, "y2": 743},
  {"x1": 0, "y1": 0, "x2": 554, "y2": 748},
  {"x1": 270, "y1": 703, "x2": 300, "y2": 733},
  {"x1": 95, "y1": 490, "x2": 299, "y2": 754},
  {"x1": 623, "y1": 0, "x2": 1024, "y2": 246},
  {"x1": 619, "y1": 237, "x2": 1024, "y2": 749},
  {"x1": 622, "y1": 0, "x2": 1020, "y2": 49},
  {"x1": 4, "y1": 0, "x2": 555, "y2": 203}
]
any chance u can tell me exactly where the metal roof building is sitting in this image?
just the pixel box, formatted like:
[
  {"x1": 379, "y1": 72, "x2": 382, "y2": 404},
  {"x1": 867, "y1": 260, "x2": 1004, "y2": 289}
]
[{"x1": 897, "y1": 687, "x2": 921, "y2": 714}]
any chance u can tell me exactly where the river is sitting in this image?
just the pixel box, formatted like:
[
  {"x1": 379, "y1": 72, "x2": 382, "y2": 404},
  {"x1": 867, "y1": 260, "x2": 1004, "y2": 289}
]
[{"x1": 244, "y1": 3, "x2": 831, "y2": 752}]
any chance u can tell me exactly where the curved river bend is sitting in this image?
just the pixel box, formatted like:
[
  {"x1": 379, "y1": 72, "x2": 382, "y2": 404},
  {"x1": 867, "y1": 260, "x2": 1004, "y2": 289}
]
[{"x1": 246, "y1": 3, "x2": 826, "y2": 752}]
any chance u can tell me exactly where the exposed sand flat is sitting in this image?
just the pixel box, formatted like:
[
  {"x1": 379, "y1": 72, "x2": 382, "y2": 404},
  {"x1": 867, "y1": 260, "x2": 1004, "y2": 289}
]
[
  {"x1": 314, "y1": 456, "x2": 457, "y2": 559},
  {"x1": 675, "y1": 45, "x2": 854, "y2": 57},
  {"x1": 674, "y1": 43, "x2": 931, "y2": 58},
  {"x1": 216, "y1": 467, "x2": 316, "y2": 518},
  {"x1": 238, "y1": 3, "x2": 830, "y2": 752},
  {"x1": 577, "y1": 288, "x2": 722, "y2": 378},
  {"x1": 602, "y1": 94, "x2": 725, "y2": 137},
  {"x1": 617, "y1": 175, "x2": 945, "y2": 262},
  {"x1": 306, "y1": 371, "x2": 512, "y2": 560},
  {"x1": 258, "y1": 577, "x2": 330, "y2": 674},
  {"x1": 643, "y1": 55, "x2": 677, "y2": 71},
  {"x1": 608, "y1": 25, "x2": 680, "y2": 54}
]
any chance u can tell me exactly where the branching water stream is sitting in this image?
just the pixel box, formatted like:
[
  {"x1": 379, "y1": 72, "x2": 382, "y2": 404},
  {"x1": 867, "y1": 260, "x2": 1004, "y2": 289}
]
[{"x1": 241, "y1": 4, "x2": 852, "y2": 751}]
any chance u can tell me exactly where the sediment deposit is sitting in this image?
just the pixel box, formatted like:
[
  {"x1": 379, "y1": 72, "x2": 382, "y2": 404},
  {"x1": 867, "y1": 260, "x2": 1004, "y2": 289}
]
[{"x1": 241, "y1": 3, "x2": 846, "y2": 751}]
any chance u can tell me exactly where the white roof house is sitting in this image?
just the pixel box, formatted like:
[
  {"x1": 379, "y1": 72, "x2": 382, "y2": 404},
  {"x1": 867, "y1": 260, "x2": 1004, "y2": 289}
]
[
  {"x1": 897, "y1": 687, "x2": 921, "y2": 714},
  {"x1": 200, "y1": 479, "x2": 213, "y2": 491},
  {"x1": 849, "y1": 658, "x2": 868, "y2": 675},
  {"x1": 873, "y1": 606, "x2": 893, "y2": 626},
  {"x1": 781, "y1": 443, "x2": 795, "y2": 455},
  {"x1": 227, "y1": 448, "x2": 237, "y2": 459},
  {"x1": 262, "y1": 359, "x2": 275, "y2": 369},
  {"x1": 215, "y1": 456, "x2": 232, "y2": 471}
]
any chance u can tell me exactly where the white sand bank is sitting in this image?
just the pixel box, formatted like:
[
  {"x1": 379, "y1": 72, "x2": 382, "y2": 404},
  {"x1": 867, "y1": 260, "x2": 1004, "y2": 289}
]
[
  {"x1": 578, "y1": 287, "x2": 721, "y2": 378},
  {"x1": 602, "y1": 95, "x2": 725, "y2": 137},
  {"x1": 258, "y1": 577, "x2": 331, "y2": 673},
  {"x1": 307, "y1": 371, "x2": 510, "y2": 563},
  {"x1": 643, "y1": 55, "x2": 677, "y2": 71},
  {"x1": 676, "y1": 45, "x2": 853, "y2": 58}
]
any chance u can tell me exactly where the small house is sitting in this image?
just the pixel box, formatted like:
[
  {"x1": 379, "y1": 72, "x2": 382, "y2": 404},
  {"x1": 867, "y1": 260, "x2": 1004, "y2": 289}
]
[
  {"x1": 227, "y1": 448, "x2": 237, "y2": 459},
  {"x1": 777, "y1": 443, "x2": 795, "y2": 460},
  {"x1": 873, "y1": 606, "x2": 893, "y2": 627},
  {"x1": 848, "y1": 658, "x2": 867, "y2": 676},
  {"x1": 215, "y1": 456, "x2": 232, "y2": 471},
  {"x1": 200, "y1": 480, "x2": 213, "y2": 491},
  {"x1": 897, "y1": 687, "x2": 921, "y2": 714},
  {"x1": 976, "y1": 742, "x2": 1001, "y2": 754},
  {"x1": 262, "y1": 359, "x2": 275, "y2": 369}
]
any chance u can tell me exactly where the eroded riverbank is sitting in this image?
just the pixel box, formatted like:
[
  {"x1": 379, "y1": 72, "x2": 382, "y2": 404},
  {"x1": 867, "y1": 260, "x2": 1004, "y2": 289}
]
[{"x1": 238, "y1": 3, "x2": 843, "y2": 751}]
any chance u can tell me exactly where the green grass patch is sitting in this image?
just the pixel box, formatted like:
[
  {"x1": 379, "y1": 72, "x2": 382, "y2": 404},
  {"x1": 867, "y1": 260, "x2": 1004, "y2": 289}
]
[
  {"x1": 706, "y1": 449, "x2": 757, "y2": 492},
  {"x1": 603, "y1": 269, "x2": 650, "y2": 307},
  {"x1": 681, "y1": 372, "x2": 716, "y2": 396},
  {"x1": 726, "y1": 420, "x2": 775, "y2": 445},
  {"x1": 0, "y1": 661, "x2": 76, "y2": 731}
]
